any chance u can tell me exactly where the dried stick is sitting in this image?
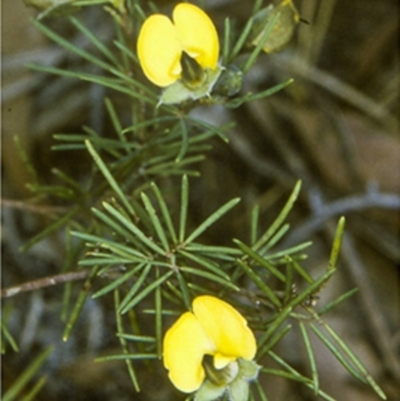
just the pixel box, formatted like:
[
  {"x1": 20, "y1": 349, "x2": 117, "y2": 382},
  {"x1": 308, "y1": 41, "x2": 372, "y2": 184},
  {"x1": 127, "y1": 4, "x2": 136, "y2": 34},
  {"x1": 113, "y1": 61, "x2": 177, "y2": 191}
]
[{"x1": 1, "y1": 269, "x2": 91, "y2": 298}]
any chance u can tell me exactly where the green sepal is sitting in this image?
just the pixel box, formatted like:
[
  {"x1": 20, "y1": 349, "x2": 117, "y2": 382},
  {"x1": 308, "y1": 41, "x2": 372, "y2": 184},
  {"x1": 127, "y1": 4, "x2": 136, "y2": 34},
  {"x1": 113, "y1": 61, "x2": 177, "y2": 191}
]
[
  {"x1": 227, "y1": 378, "x2": 249, "y2": 401},
  {"x1": 159, "y1": 66, "x2": 223, "y2": 105},
  {"x1": 195, "y1": 380, "x2": 227, "y2": 401},
  {"x1": 227, "y1": 359, "x2": 260, "y2": 401},
  {"x1": 194, "y1": 359, "x2": 260, "y2": 401},
  {"x1": 237, "y1": 358, "x2": 261, "y2": 382}
]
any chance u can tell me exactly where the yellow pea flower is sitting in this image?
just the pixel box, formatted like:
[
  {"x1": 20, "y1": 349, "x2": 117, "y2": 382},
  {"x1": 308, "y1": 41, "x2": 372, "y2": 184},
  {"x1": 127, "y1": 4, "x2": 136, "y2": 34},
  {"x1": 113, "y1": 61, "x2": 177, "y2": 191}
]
[
  {"x1": 137, "y1": 3, "x2": 219, "y2": 88},
  {"x1": 163, "y1": 295, "x2": 257, "y2": 394}
]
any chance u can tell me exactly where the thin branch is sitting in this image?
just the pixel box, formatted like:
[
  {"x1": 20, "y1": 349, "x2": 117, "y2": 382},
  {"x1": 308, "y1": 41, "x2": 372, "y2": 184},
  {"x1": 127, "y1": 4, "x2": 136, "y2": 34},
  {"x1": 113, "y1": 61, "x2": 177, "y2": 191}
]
[
  {"x1": 1, "y1": 198, "x2": 69, "y2": 215},
  {"x1": 284, "y1": 189, "x2": 400, "y2": 245},
  {"x1": 1, "y1": 270, "x2": 91, "y2": 298}
]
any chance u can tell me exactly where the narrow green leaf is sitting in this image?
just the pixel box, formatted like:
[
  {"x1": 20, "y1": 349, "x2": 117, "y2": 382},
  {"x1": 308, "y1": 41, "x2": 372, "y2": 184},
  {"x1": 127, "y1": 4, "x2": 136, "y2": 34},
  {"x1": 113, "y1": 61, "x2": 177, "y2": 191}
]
[
  {"x1": 287, "y1": 269, "x2": 336, "y2": 309},
  {"x1": 3, "y1": 346, "x2": 53, "y2": 401},
  {"x1": 92, "y1": 264, "x2": 144, "y2": 298},
  {"x1": 63, "y1": 266, "x2": 99, "y2": 341},
  {"x1": 51, "y1": 168, "x2": 84, "y2": 193},
  {"x1": 52, "y1": 144, "x2": 86, "y2": 151},
  {"x1": 1, "y1": 321, "x2": 19, "y2": 353},
  {"x1": 253, "y1": 181, "x2": 302, "y2": 252},
  {"x1": 179, "y1": 175, "x2": 189, "y2": 243},
  {"x1": 176, "y1": 271, "x2": 192, "y2": 310},
  {"x1": 265, "y1": 352, "x2": 308, "y2": 382},
  {"x1": 186, "y1": 282, "x2": 214, "y2": 297},
  {"x1": 69, "y1": 15, "x2": 120, "y2": 67},
  {"x1": 105, "y1": 98, "x2": 125, "y2": 143},
  {"x1": 103, "y1": 202, "x2": 165, "y2": 255},
  {"x1": 96, "y1": 354, "x2": 158, "y2": 361},
  {"x1": 254, "y1": 379, "x2": 269, "y2": 401},
  {"x1": 329, "y1": 217, "x2": 346, "y2": 271},
  {"x1": 250, "y1": 205, "x2": 259, "y2": 245},
  {"x1": 71, "y1": 231, "x2": 146, "y2": 260},
  {"x1": 243, "y1": 11, "x2": 280, "y2": 73},
  {"x1": 119, "y1": 264, "x2": 152, "y2": 312},
  {"x1": 299, "y1": 322, "x2": 319, "y2": 395},
  {"x1": 310, "y1": 318, "x2": 386, "y2": 399},
  {"x1": 126, "y1": 307, "x2": 147, "y2": 354},
  {"x1": 122, "y1": 115, "x2": 177, "y2": 134},
  {"x1": 309, "y1": 322, "x2": 364, "y2": 383},
  {"x1": 141, "y1": 192, "x2": 169, "y2": 251},
  {"x1": 283, "y1": 261, "x2": 294, "y2": 304},
  {"x1": 178, "y1": 250, "x2": 230, "y2": 279},
  {"x1": 116, "y1": 334, "x2": 156, "y2": 342},
  {"x1": 155, "y1": 268, "x2": 163, "y2": 358},
  {"x1": 176, "y1": 118, "x2": 189, "y2": 162},
  {"x1": 318, "y1": 288, "x2": 358, "y2": 316},
  {"x1": 236, "y1": 260, "x2": 281, "y2": 308},
  {"x1": 79, "y1": 258, "x2": 133, "y2": 266},
  {"x1": 234, "y1": 239, "x2": 286, "y2": 282},
  {"x1": 166, "y1": 280, "x2": 184, "y2": 302},
  {"x1": 114, "y1": 290, "x2": 140, "y2": 391},
  {"x1": 284, "y1": 255, "x2": 314, "y2": 284},
  {"x1": 180, "y1": 267, "x2": 239, "y2": 291},
  {"x1": 20, "y1": 376, "x2": 47, "y2": 401},
  {"x1": 61, "y1": 281, "x2": 73, "y2": 323},
  {"x1": 13, "y1": 135, "x2": 38, "y2": 184},
  {"x1": 257, "y1": 324, "x2": 291, "y2": 360},
  {"x1": 252, "y1": 0, "x2": 264, "y2": 13},
  {"x1": 151, "y1": 182, "x2": 178, "y2": 244},
  {"x1": 259, "y1": 224, "x2": 290, "y2": 253},
  {"x1": 27, "y1": 63, "x2": 155, "y2": 103},
  {"x1": 257, "y1": 307, "x2": 292, "y2": 349},
  {"x1": 185, "y1": 244, "x2": 241, "y2": 256},
  {"x1": 261, "y1": 368, "x2": 307, "y2": 383},
  {"x1": 85, "y1": 140, "x2": 136, "y2": 218},
  {"x1": 230, "y1": 17, "x2": 255, "y2": 62},
  {"x1": 19, "y1": 206, "x2": 79, "y2": 252},
  {"x1": 266, "y1": 351, "x2": 338, "y2": 401},
  {"x1": 223, "y1": 17, "x2": 231, "y2": 65},
  {"x1": 31, "y1": 18, "x2": 113, "y2": 71},
  {"x1": 249, "y1": 388, "x2": 257, "y2": 401},
  {"x1": 266, "y1": 241, "x2": 312, "y2": 260},
  {"x1": 186, "y1": 117, "x2": 231, "y2": 143},
  {"x1": 113, "y1": 39, "x2": 139, "y2": 64},
  {"x1": 184, "y1": 198, "x2": 241, "y2": 244},
  {"x1": 121, "y1": 271, "x2": 174, "y2": 313},
  {"x1": 235, "y1": 79, "x2": 293, "y2": 105}
]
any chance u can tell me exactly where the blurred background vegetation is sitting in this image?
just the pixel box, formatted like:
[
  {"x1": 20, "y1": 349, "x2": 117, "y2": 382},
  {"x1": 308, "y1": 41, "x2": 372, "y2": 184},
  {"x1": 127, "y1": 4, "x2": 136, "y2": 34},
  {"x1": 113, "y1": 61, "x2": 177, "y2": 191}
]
[{"x1": 2, "y1": 0, "x2": 399, "y2": 400}]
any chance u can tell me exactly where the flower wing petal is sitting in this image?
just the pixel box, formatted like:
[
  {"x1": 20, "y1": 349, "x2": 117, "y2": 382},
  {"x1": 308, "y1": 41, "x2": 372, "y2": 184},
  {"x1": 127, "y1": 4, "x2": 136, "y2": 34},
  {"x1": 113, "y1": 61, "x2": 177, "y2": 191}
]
[
  {"x1": 193, "y1": 296, "x2": 257, "y2": 362},
  {"x1": 137, "y1": 14, "x2": 182, "y2": 87},
  {"x1": 173, "y1": 3, "x2": 219, "y2": 70},
  {"x1": 163, "y1": 311, "x2": 215, "y2": 393}
]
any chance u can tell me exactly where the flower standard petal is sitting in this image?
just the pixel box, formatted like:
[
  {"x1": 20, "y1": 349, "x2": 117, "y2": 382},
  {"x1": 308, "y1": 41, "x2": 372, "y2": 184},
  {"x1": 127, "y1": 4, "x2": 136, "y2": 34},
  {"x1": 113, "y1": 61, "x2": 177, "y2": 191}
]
[
  {"x1": 137, "y1": 14, "x2": 183, "y2": 87},
  {"x1": 193, "y1": 296, "x2": 257, "y2": 364},
  {"x1": 163, "y1": 311, "x2": 215, "y2": 393},
  {"x1": 173, "y1": 3, "x2": 219, "y2": 70}
]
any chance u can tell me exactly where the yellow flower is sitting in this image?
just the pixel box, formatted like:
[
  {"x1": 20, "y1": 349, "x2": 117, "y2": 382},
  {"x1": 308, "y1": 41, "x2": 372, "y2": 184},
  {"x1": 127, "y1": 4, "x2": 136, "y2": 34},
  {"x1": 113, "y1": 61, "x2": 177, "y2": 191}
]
[
  {"x1": 163, "y1": 295, "x2": 257, "y2": 393},
  {"x1": 137, "y1": 3, "x2": 220, "y2": 88}
]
